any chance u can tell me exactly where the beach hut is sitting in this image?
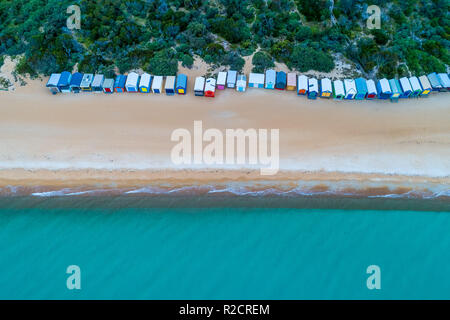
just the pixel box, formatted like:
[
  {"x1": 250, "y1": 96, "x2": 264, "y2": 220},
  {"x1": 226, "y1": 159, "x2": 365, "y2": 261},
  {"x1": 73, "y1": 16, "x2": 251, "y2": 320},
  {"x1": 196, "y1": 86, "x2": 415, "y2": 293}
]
[
  {"x1": 343, "y1": 79, "x2": 357, "y2": 99},
  {"x1": 248, "y1": 73, "x2": 265, "y2": 88},
  {"x1": 408, "y1": 76, "x2": 422, "y2": 97},
  {"x1": 265, "y1": 69, "x2": 276, "y2": 89},
  {"x1": 366, "y1": 80, "x2": 377, "y2": 99},
  {"x1": 165, "y1": 76, "x2": 176, "y2": 95},
  {"x1": 91, "y1": 74, "x2": 105, "y2": 92},
  {"x1": 297, "y1": 75, "x2": 308, "y2": 95},
  {"x1": 376, "y1": 78, "x2": 392, "y2": 99},
  {"x1": 418, "y1": 75, "x2": 432, "y2": 97},
  {"x1": 319, "y1": 78, "x2": 332, "y2": 98},
  {"x1": 437, "y1": 73, "x2": 450, "y2": 91},
  {"x1": 151, "y1": 76, "x2": 163, "y2": 94},
  {"x1": 236, "y1": 75, "x2": 247, "y2": 92},
  {"x1": 333, "y1": 80, "x2": 345, "y2": 100},
  {"x1": 125, "y1": 72, "x2": 139, "y2": 92},
  {"x1": 194, "y1": 77, "x2": 205, "y2": 96},
  {"x1": 204, "y1": 78, "x2": 216, "y2": 97},
  {"x1": 217, "y1": 72, "x2": 227, "y2": 90},
  {"x1": 69, "y1": 72, "x2": 83, "y2": 93},
  {"x1": 46, "y1": 73, "x2": 61, "y2": 94},
  {"x1": 307, "y1": 78, "x2": 318, "y2": 99},
  {"x1": 399, "y1": 77, "x2": 412, "y2": 98},
  {"x1": 227, "y1": 70, "x2": 237, "y2": 88},
  {"x1": 287, "y1": 73, "x2": 296, "y2": 91},
  {"x1": 102, "y1": 78, "x2": 114, "y2": 94},
  {"x1": 176, "y1": 74, "x2": 187, "y2": 94},
  {"x1": 355, "y1": 78, "x2": 368, "y2": 100},
  {"x1": 389, "y1": 79, "x2": 401, "y2": 102},
  {"x1": 275, "y1": 71, "x2": 287, "y2": 90},
  {"x1": 114, "y1": 75, "x2": 127, "y2": 92},
  {"x1": 80, "y1": 73, "x2": 94, "y2": 92},
  {"x1": 139, "y1": 73, "x2": 152, "y2": 93},
  {"x1": 427, "y1": 72, "x2": 442, "y2": 91},
  {"x1": 57, "y1": 71, "x2": 72, "y2": 93}
]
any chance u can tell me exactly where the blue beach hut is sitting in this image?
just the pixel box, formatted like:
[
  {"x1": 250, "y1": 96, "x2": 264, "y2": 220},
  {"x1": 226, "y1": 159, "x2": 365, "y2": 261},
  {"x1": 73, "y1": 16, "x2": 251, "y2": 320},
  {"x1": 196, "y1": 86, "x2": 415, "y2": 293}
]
[
  {"x1": 376, "y1": 78, "x2": 392, "y2": 99},
  {"x1": 355, "y1": 78, "x2": 368, "y2": 100},
  {"x1": 69, "y1": 72, "x2": 83, "y2": 93},
  {"x1": 139, "y1": 73, "x2": 152, "y2": 93},
  {"x1": 399, "y1": 77, "x2": 412, "y2": 98},
  {"x1": 176, "y1": 74, "x2": 187, "y2": 94},
  {"x1": 57, "y1": 71, "x2": 72, "y2": 93},
  {"x1": 427, "y1": 72, "x2": 442, "y2": 91},
  {"x1": 114, "y1": 75, "x2": 127, "y2": 92},
  {"x1": 275, "y1": 71, "x2": 286, "y2": 90},
  {"x1": 389, "y1": 79, "x2": 401, "y2": 102},
  {"x1": 437, "y1": 73, "x2": 450, "y2": 91}
]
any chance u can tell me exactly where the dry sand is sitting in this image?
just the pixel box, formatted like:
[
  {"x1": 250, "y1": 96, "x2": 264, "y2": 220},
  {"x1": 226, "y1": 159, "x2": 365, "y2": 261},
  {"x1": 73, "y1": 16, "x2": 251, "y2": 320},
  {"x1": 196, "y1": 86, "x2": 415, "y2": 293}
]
[{"x1": 0, "y1": 77, "x2": 449, "y2": 195}]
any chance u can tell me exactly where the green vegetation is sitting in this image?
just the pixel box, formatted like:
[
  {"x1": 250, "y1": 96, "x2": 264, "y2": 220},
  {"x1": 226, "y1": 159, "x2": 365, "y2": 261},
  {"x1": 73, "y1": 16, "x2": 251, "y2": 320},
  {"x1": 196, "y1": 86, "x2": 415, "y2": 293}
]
[{"x1": 0, "y1": 0, "x2": 448, "y2": 78}]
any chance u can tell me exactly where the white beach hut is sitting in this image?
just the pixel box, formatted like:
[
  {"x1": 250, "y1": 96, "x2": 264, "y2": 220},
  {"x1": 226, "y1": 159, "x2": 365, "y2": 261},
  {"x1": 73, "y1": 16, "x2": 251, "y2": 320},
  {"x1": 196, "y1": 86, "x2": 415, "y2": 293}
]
[
  {"x1": 399, "y1": 77, "x2": 413, "y2": 98},
  {"x1": 297, "y1": 75, "x2": 308, "y2": 95},
  {"x1": 217, "y1": 72, "x2": 227, "y2": 90},
  {"x1": 92, "y1": 74, "x2": 105, "y2": 92},
  {"x1": 418, "y1": 75, "x2": 432, "y2": 96},
  {"x1": 408, "y1": 76, "x2": 422, "y2": 97},
  {"x1": 194, "y1": 76, "x2": 205, "y2": 96},
  {"x1": 125, "y1": 72, "x2": 140, "y2": 92},
  {"x1": 165, "y1": 76, "x2": 176, "y2": 95},
  {"x1": 333, "y1": 80, "x2": 345, "y2": 100},
  {"x1": 248, "y1": 73, "x2": 265, "y2": 88},
  {"x1": 80, "y1": 73, "x2": 94, "y2": 92},
  {"x1": 227, "y1": 70, "x2": 237, "y2": 88},
  {"x1": 366, "y1": 79, "x2": 377, "y2": 99},
  {"x1": 265, "y1": 69, "x2": 276, "y2": 89},
  {"x1": 139, "y1": 73, "x2": 152, "y2": 93},
  {"x1": 204, "y1": 78, "x2": 216, "y2": 97},
  {"x1": 320, "y1": 78, "x2": 332, "y2": 98},
  {"x1": 307, "y1": 78, "x2": 318, "y2": 99},
  {"x1": 343, "y1": 79, "x2": 357, "y2": 99},
  {"x1": 236, "y1": 75, "x2": 247, "y2": 92},
  {"x1": 151, "y1": 76, "x2": 163, "y2": 94}
]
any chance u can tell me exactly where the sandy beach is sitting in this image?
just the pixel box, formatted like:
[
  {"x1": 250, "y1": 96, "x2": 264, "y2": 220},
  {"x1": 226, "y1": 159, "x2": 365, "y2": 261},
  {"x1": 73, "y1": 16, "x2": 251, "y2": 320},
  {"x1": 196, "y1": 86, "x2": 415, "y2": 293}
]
[{"x1": 0, "y1": 77, "x2": 449, "y2": 197}]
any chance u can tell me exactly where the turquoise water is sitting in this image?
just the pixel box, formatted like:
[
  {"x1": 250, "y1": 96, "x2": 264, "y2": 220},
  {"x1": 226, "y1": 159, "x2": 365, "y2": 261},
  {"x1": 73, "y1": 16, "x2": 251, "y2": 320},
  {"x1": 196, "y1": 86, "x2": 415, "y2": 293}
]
[{"x1": 0, "y1": 196, "x2": 449, "y2": 299}]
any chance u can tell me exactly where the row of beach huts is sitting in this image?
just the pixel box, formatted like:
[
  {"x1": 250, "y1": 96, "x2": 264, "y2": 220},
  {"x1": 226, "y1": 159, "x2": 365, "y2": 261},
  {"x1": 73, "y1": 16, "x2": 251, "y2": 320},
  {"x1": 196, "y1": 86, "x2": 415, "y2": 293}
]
[{"x1": 46, "y1": 70, "x2": 450, "y2": 101}]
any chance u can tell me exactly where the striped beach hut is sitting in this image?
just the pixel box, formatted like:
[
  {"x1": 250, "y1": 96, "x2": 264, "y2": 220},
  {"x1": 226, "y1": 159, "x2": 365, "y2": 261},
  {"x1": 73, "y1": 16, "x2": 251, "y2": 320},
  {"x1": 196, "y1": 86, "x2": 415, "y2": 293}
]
[
  {"x1": 343, "y1": 79, "x2": 357, "y2": 99},
  {"x1": 389, "y1": 79, "x2": 401, "y2": 102},
  {"x1": 227, "y1": 70, "x2": 237, "y2": 88},
  {"x1": 275, "y1": 71, "x2": 286, "y2": 90},
  {"x1": 248, "y1": 73, "x2": 264, "y2": 88},
  {"x1": 204, "y1": 78, "x2": 216, "y2": 97},
  {"x1": 297, "y1": 75, "x2": 308, "y2": 95},
  {"x1": 114, "y1": 75, "x2": 127, "y2": 92},
  {"x1": 437, "y1": 73, "x2": 450, "y2": 91},
  {"x1": 46, "y1": 73, "x2": 61, "y2": 94},
  {"x1": 236, "y1": 75, "x2": 247, "y2": 92},
  {"x1": 139, "y1": 73, "x2": 152, "y2": 93},
  {"x1": 418, "y1": 75, "x2": 432, "y2": 96},
  {"x1": 194, "y1": 77, "x2": 205, "y2": 96},
  {"x1": 399, "y1": 77, "x2": 412, "y2": 98},
  {"x1": 376, "y1": 78, "x2": 392, "y2": 99},
  {"x1": 125, "y1": 72, "x2": 139, "y2": 92},
  {"x1": 57, "y1": 71, "x2": 72, "y2": 93},
  {"x1": 355, "y1": 78, "x2": 368, "y2": 100},
  {"x1": 69, "y1": 72, "x2": 83, "y2": 93},
  {"x1": 307, "y1": 78, "x2": 318, "y2": 99},
  {"x1": 366, "y1": 80, "x2": 377, "y2": 99},
  {"x1": 427, "y1": 72, "x2": 442, "y2": 91},
  {"x1": 333, "y1": 80, "x2": 345, "y2": 100},
  {"x1": 102, "y1": 78, "x2": 114, "y2": 93},
  {"x1": 265, "y1": 69, "x2": 276, "y2": 89},
  {"x1": 176, "y1": 74, "x2": 187, "y2": 94},
  {"x1": 217, "y1": 72, "x2": 227, "y2": 90},
  {"x1": 80, "y1": 73, "x2": 94, "y2": 92},
  {"x1": 165, "y1": 76, "x2": 176, "y2": 95},
  {"x1": 408, "y1": 76, "x2": 422, "y2": 97},
  {"x1": 287, "y1": 73, "x2": 296, "y2": 91},
  {"x1": 151, "y1": 76, "x2": 163, "y2": 94},
  {"x1": 92, "y1": 74, "x2": 105, "y2": 92},
  {"x1": 320, "y1": 78, "x2": 332, "y2": 98}
]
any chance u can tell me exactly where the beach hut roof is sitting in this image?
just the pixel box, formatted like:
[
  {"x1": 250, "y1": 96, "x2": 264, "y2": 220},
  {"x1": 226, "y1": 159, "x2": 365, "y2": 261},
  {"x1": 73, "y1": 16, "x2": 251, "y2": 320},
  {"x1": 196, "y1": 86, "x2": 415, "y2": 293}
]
[
  {"x1": 81, "y1": 74, "x2": 94, "y2": 87},
  {"x1": 427, "y1": 72, "x2": 441, "y2": 88},
  {"x1": 227, "y1": 70, "x2": 237, "y2": 81},
  {"x1": 165, "y1": 76, "x2": 176, "y2": 88},
  {"x1": 366, "y1": 79, "x2": 377, "y2": 94},
  {"x1": 69, "y1": 72, "x2": 83, "y2": 86},
  {"x1": 58, "y1": 71, "x2": 71, "y2": 86},
  {"x1": 321, "y1": 78, "x2": 332, "y2": 91},
  {"x1": 92, "y1": 74, "x2": 104, "y2": 87},
  {"x1": 378, "y1": 78, "x2": 391, "y2": 93},
  {"x1": 237, "y1": 75, "x2": 246, "y2": 85},
  {"x1": 265, "y1": 69, "x2": 276, "y2": 81},
  {"x1": 437, "y1": 73, "x2": 450, "y2": 87},
  {"x1": 408, "y1": 76, "x2": 421, "y2": 91},
  {"x1": 333, "y1": 80, "x2": 345, "y2": 95},
  {"x1": 126, "y1": 72, "x2": 139, "y2": 86},
  {"x1": 152, "y1": 76, "x2": 163, "y2": 88},
  {"x1": 418, "y1": 75, "x2": 431, "y2": 90},
  {"x1": 46, "y1": 73, "x2": 61, "y2": 87},
  {"x1": 176, "y1": 74, "x2": 187, "y2": 87},
  {"x1": 194, "y1": 77, "x2": 205, "y2": 91},
  {"x1": 389, "y1": 79, "x2": 401, "y2": 93},
  {"x1": 344, "y1": 79, "x2": 356, "y2": 93},
  {"x1": 217, "y1": 72, "x2": 227, "y2": 85},
  {"x1": 103, "y1": 78, "x2": 114, "y2": 88},
  {"x1": 249, "y1": 73, "x2": 264, "y2": 84},
  {"x1": 355, "y1": 78, "x2": 368, "y2": 92},
  {"x1": 287, "y1": 73, "x2": 296, "y2": 86},
  {"x1": 237, "y1": 75, "x2": 246, "y2": 81},
  {"x1": 308, "y1": 78, "x2": 318, "y2": 92},
  {"x1": 298, "y1": 75, "x2": 308, "y2": 88},
  {"x1": 114, "y1": 75, "x2": 127, "y2": 87},
  {"x1": 399, "y1": 77, "x2": 412, "y2": 92},
  {"x1": 140, "y1": 73, "x2": 151, "y2": 85},
  {"x1": 205, "y1": 78, "x2": 216, "y2": 91}
]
